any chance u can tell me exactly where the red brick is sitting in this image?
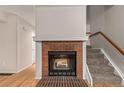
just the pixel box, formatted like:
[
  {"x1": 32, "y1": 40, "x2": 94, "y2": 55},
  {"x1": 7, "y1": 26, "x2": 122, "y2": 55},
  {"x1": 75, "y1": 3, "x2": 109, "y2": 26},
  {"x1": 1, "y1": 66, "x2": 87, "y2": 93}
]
[{"x1": 42, "y1": 41, "x2": 83, "y2": 78}]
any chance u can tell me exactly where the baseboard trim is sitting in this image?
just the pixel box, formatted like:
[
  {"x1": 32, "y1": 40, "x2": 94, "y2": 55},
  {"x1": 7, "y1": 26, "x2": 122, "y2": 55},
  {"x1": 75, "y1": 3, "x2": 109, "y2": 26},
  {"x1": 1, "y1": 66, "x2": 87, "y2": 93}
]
[
  {"x1": 100, "y1": 48, "x2": 124, "y2": 86},
  {"x1": 85, "y1": 80, "x2": 92, "y2": 87},
  {"x1": 0, "y1": 69, "x2": 17, "y2": 73},
  {"x1": 17, "y1": 63, "x2": 33, "y2": 73},
  {"x1": 35, "y1": 76, "x2": 41, "y2": 80},
  {"x1": 0, "y1": 73, "x2": 14, "y2": 75}
]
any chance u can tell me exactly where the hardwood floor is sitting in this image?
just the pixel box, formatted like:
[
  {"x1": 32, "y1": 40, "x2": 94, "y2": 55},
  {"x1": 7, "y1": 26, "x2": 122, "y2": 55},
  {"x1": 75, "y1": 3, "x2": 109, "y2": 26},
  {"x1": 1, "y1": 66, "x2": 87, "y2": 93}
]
[
  {"x1": 0, "y1": 64, "x2": 39, "y2": 87},
  {"x1": 0, "y1": 64, "x2": 120, "y2": 87},
  {"x1": 0, "y1": 65, "x2": 87, "y2": 87}
]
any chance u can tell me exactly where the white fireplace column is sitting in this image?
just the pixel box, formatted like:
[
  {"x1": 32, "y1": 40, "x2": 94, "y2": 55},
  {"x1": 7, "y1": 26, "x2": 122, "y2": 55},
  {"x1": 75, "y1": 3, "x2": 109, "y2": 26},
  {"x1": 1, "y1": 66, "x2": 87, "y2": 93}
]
[
  {"x1": 35, "y1": 42, "x2": 42, "y2": 79},
  {"x1": 35, "y1": 6, "x2": 88, "y2": 79}
]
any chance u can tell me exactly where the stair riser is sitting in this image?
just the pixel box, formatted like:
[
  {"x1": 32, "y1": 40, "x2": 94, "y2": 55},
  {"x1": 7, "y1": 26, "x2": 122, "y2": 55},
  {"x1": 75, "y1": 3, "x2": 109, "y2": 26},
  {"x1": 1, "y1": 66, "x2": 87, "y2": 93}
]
[
  {"x1": 92, "y1": 77, "x2": 121, "y2": 84},
  {"x1": 87, "y1": 54, "x2": 104, "y2": 58},
  {"x1": 90, "y1": 70, "x2": 114, "y2": 74},
  {"x1": 87, "y1": 58, "x2": 109, "y2": 63},
  {"x1": 87, "y1": 49, "x2": 101, "y2": 53},
  {"x1": 86, "y1": 46, "x2": 92, "y2": 49},
  {"x1": 88, "y1": 66, "x2": 115, "y2": 73},
  {"x1": 87, "y1": 62, "x2": 108, "y2": 65}
]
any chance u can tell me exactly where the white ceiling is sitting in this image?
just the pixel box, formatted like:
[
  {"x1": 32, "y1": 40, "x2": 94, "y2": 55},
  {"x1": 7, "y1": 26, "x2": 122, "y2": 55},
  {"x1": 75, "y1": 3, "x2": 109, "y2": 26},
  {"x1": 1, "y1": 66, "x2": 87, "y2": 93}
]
[{"x1": 0, "y1": 5, "x2": 35, "y2": 26}]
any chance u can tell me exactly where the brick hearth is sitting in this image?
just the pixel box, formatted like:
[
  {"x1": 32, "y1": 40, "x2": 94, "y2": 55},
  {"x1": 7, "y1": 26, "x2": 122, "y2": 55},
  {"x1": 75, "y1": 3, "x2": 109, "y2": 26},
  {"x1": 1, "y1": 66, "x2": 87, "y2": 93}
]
[{"x1": 42, "y1": 41, "x2": 83, "y2": 78}]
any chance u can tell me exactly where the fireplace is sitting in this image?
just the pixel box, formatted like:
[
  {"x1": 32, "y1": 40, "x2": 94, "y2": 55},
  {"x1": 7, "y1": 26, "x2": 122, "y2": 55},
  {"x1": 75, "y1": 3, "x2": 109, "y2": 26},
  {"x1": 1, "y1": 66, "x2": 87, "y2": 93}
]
[
  {"x1": 42, "y1": 41, "x2": 83, "y2": 78},
  {"x1": 48, "y1": 51, "x2": 76, "y2": 76}
]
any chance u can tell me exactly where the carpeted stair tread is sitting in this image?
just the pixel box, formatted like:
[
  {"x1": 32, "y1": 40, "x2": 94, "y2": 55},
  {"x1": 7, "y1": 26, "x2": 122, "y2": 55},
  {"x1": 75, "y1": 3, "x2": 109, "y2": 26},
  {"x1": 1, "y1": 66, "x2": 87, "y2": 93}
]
[
  {"x1": 87, "y1": 58, "x2": 109, "y2": 65},
  {"x1": 88, "y1": 65, "x2": 114, "y2": 74},
  {"x1": 87, "y1": 53, "x2": 104, "y2": 58},
  {"x1": 91, "y1": 73, "x2": 122, "y2": 84}
]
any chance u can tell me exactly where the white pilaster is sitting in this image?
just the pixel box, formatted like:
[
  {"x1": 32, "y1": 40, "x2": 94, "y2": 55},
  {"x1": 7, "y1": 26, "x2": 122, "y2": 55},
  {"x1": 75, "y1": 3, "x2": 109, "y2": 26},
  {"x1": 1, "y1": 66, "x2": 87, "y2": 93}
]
[
  {"x1": 35, "y1": 42, "x2": 42, "y2": 79},
  {"x1": 83, "y1": 41, "x2": 86, "y2": 79}
]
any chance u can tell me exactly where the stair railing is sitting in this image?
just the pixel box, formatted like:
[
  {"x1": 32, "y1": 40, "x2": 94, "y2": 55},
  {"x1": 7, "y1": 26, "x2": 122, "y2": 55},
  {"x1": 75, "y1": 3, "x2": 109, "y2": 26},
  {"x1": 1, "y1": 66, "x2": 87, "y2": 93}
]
[
  {"x1": 86, "y1": 64, "x2": 93, "y2": 86},
  {"x1": 89, "y1": 31, "x2": 124, "y2": 56}
]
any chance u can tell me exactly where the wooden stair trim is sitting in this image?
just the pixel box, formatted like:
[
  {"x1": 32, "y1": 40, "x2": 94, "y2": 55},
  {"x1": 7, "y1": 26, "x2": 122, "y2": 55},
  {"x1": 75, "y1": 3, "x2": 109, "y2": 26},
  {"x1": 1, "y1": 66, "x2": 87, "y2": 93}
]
[{"x1": 86, "y1": 32, "x2": 92, "y2": 35}]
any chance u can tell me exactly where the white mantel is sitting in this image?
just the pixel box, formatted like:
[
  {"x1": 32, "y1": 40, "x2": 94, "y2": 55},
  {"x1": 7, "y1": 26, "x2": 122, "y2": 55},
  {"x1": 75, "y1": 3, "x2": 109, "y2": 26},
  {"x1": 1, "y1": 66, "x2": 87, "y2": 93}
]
[{"x1": 33, "y1": 35, "x2": 88, "y2": 42}]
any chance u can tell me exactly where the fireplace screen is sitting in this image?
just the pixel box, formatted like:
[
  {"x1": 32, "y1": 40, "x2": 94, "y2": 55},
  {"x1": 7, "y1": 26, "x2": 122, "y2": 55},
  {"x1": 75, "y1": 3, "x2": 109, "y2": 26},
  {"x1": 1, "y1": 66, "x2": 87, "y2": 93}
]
[
  {"x1": 48, "y1": 51, "x2": 76, "y2": 76},
  {"x1": 53, "y1": 56, "x2": 70, "y2": 70}
]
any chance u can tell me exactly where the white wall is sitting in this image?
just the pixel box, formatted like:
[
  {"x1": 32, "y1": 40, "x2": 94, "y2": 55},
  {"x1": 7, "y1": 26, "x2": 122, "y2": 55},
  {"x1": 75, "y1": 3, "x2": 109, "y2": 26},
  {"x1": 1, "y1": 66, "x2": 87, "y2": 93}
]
[
  {"x1": 88, "y1": 5, "x2": 124, "y2": 76},
  {"x1": 0, "y1": 5, "x2": 35, "y2": 26},
  {"x1": 0, "y1": 12, "x2": 33, "y2": 73},
  {"x1": 35, "y1": 6, "x2": 86, "y2": 40},
  {"x1": 88, "y1": 5, "x2": 105, "y2": 34},
  {"x1": 0, "y1": 14, "x2": 17, "y2": 73},
  {"x1": 0, "y1": 11, "x2": 8, "y2": 22},
  {"x1": 17, "y1": 17, "x2": 33, "y2": 72},
  {"x1": 104, "y1": 6, "x2": 124, "y2": 51},
  {"x1": 104, "y1": 6, "x2": 124, "y2": 72},
  {"x1": 88, "y1": 5, "x2": 105, "y2": 47}
]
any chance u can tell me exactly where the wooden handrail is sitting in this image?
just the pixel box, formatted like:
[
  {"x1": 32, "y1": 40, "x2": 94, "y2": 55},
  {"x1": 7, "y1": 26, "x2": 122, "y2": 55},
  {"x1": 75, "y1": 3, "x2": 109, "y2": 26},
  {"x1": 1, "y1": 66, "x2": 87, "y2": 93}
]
[
  {"x1": 86, "y1": 32, "x2": 92, "y2": 34},
  {"x1": 90, "y1": 31, "x2": 124, "y2": 56}
]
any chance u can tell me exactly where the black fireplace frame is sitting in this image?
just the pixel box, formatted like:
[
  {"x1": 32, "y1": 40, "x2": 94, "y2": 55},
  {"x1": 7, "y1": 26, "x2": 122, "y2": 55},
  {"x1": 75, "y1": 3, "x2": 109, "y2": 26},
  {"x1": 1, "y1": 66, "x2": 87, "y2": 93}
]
[{"x1": 48, "y1": 51, "x2": 76, "y2": 76}]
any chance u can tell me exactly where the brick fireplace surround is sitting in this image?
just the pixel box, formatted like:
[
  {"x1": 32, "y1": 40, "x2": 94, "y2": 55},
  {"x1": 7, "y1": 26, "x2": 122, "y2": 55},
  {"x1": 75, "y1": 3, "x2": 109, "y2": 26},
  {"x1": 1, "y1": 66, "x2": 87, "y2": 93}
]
[{"x1": 42, "y1": 41, "x2": 83, "y2": 78}]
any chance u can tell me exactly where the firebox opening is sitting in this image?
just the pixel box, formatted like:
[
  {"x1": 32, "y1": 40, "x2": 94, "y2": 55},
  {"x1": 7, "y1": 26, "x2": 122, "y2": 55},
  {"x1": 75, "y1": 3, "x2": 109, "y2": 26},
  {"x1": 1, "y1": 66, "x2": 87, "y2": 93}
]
[{"x1": 48, "y1": 51, "x2": 76, "y2": 76}]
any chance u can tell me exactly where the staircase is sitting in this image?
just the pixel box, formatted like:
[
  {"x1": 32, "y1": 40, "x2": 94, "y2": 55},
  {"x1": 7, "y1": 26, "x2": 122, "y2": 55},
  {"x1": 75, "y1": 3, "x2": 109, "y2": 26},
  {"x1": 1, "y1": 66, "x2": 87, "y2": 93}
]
[{"x1": 87, "y1": 46, "x2": 122, "y2": 87}]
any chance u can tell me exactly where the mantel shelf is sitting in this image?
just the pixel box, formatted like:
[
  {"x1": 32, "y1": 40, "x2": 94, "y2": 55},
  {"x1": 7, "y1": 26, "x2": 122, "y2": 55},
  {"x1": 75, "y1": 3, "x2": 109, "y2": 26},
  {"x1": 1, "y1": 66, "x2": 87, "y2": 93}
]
[{"x1": 33, "y1": 36, "x2": 88, "y2": 42}]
